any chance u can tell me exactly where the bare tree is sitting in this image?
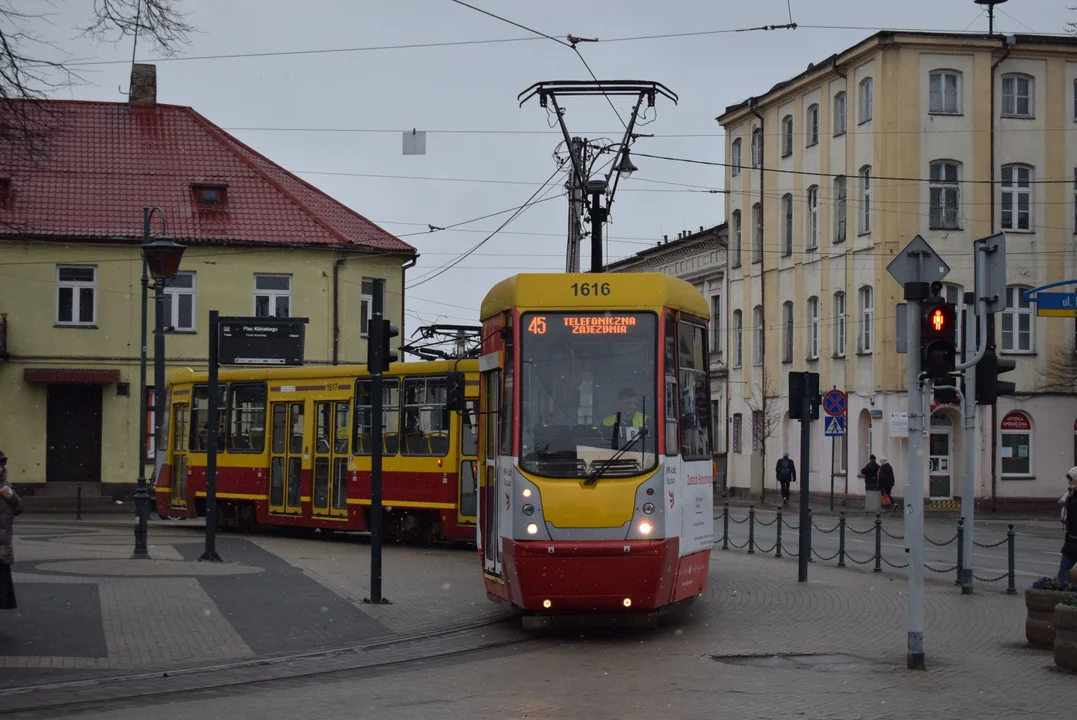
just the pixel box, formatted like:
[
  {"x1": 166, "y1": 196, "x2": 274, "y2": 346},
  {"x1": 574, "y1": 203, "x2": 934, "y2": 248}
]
[
  {"x1": 1, "y1": 1, "x2": 193, "y2": 171},
  {"x1": 1040, "y1": 342, "x2": 1077, "y2": 394},
  {"x1": 745, "y1": 367, "x2": 783, "y2": 501}
]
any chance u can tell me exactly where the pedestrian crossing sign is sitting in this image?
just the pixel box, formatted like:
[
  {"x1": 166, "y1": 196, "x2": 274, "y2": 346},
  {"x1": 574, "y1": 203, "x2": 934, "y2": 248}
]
[{"x1": 824, "y1": 416, "x2": 846, "y2": 437}]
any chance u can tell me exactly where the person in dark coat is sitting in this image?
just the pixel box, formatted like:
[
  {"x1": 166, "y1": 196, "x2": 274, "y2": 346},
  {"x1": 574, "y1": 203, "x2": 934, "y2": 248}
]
[
  {"x1": 775, "y1": 452, "x2": 796, "y2": 506},
  {"x1": 877, "y1": 456, "x2": 896, "y2": 511},
  {"x1": 0, "y1": 450, "x2": 24, "y2": 610},
  {"x1": 1058, "y1": 466, "x2": 1077, "y2": 583},
  {"x1": 861, "y1": 454, "x2": 879, "y2": 492}
]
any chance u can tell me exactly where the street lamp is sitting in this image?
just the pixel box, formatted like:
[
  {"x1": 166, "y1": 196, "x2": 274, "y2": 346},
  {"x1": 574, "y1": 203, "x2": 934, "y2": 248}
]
[
  {"x1": 133, "y1": 207, "x2": 185, "y2": 559},
  {"x1": 613, "y1": 148, "x2": 638, "y2": 180}
]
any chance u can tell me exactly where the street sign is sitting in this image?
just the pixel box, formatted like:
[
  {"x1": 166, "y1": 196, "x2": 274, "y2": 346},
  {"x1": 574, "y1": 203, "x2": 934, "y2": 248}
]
[
  {"x1": 824, "y1": 416, "x2": 846, "y2": 437},
  {"x1": 218, "y1": 317, "x2": 309, "y2": 366},
  {"x1": 823, "y1": 389, "x2": 847, "y2": 417},
  {"x1": 886, "y1": 234, "x2": 951, "y2": 287},
  {"x1": 974, "y1": 232, "x2": 1007, "y2": 314},
  {"x1": 1034, "y1": 291, "x2": 1077, "y2": 317}
]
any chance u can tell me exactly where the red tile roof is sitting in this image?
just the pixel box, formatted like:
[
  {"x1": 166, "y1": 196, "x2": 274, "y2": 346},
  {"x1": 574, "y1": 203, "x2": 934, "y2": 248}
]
[{"x1": 0, "y1": 100, "x2": 415, "y2": 255}]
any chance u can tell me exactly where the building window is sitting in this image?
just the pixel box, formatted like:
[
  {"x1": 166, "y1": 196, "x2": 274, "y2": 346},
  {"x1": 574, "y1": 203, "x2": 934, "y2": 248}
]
[
  {"x1": 782, "y1": 193, "x2": 793, "y2": 256},
  {"x1": 929, "y1": 70, "x2": 961, "y2": 114},
  {"x1": 751, "y1": 127, "x2": 763, "y2": 168},
  {"x1": 806, "y1": 104, "x2": 819, "y2": 146},
  {"x1": 163, "y1": 271, "x2": 196, "y2": 331},
  {"x1": 834, "y1": 91, "x2": 846, "y2": 135},
  {"x1": 733, "y1": 413, "x2": 742, "y2": 454},
  {"x1": 1073, "y1": 79, "x2": 1077, "y2": 121},
  {"x1": 806, "y1": 185, "x2": 819, "y2": 250},
  {"x1": 731, "y1": 138, "x2": 742, "y2": 176},
  {"x1": 712, "y1": 399, "x2": 723, "y2": 452},
  {"x1": 808, "y1": 296, "x2": 820, "y2": 360},
  {"x1": 192, "y1": 184, "x2": 227, "y2": 206},
  {"x1": 733, "y1": 310, "x2": 743, "y2": 368},
  {"x1": 930, "y1": 160, "x2": 961, "y2": 229},
  {"x1": 711, "y1": 294, "x2": 722, "y2": 358},
  {"x1": 1001, "y1": 73, "x2": 1033, "y2": 118},
  {"x1": 1000, "y1": 411, "x2": 1032, "y2": 477},
  {"x1": 56, "y1": 265, "x2": 96, "y2": 326},
  {"x1": 752, "y1": 202, "x2": 763, "y2": 264},
  {"x1": 254, "y1": 274, "x2": 291, "y2": 318},
  {"x1": 1002, "y1": 285, "x2": 1034, "y2": 353},
  {"x1": 753, "y1": 305, "x2": 764, "y2": 366},
  {"x1": 834, "y1": 175, "x2": 846, "y2": 243},
  {"x1": 360, "y1": 277, "x2": 387, "y2": 336},
  {"x1": 731, "y1": 210, "x2": 742, "y2": 268},
  {"x1": 782, "y1": 115, "x2": 793, "y2": 157},
  {"x1": 1001, "y1": 163, "x2": 1032, "y2": 231},
  {"x1": 1073, "y1": 168, "x2": 1077, "y2": 232},
  {"x1": 859, "y1": 165, "x2": 872, "y2": 234},
  {"x1": 859, "y1": 285, "x2": 873, "y2": 353},
  {"x1": 834, "y1": 291, "x2": 846, "y2": 357},
  {"x1": 859, "y1": 77, "x2": 873, "y2": 124},
  {"x1": 782, "y1": 301, "x2": 794, "y2": 363}
]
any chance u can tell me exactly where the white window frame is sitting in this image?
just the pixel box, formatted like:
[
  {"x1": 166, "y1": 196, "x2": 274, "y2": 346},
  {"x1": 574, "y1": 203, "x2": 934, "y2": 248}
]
[
  {"x1": 753, "y1": 305, "x2": 764, "y2": 366},
  {"x1": 835, "y1": 175, "x2": 846, "y2": 243},
  {"x1": 253, "y1": 273, "x2": 292, "y2": 318},
  {"x1": 834, "y1": 91, "x2": 846, "y2": 136},
  {"x1": 999, "y1": 412, "x2": 1033, "y2": 478},
  {"x1": 731, "y1": 138, "x2": 742, "y2": 176},
  {"x1": 733, "y1": 310, "x2": 743, "y2": 368},
  {"x1": 360, "y1": 277, "x2": 387, "y2": 337},
  {"x1": 806, "y1": 185, "x2": 819, "y2": 250},
  {"x1": 711, "y1": 294, "x2": 722, "y2": 359},
  {"x1": 834, "y1": 291, "x2": 846, "y2": 357},
  {"x1": 930, "y1": 160, "x2": 961, "y2": 230},
  {"x1": 929, "y1": 70, "x2": 962, "y2": 114},
  {"x1": 163, "y1": 271, "x2": 196, "y2": 332},
  {"x1": 782, "y1": 301, "x2": 794, "y2": 363},
  {"x1": 751, "y1": 127, "x2": 763, "y2": 168},
  {"x1": 752, "y1": 202, "x2": 763, "y2": 264},
  {"x1": 859, "y1": 77, "x2": 873, "y2": 124},
  {"x1": 731, "y1": 210, "x2": 742, "y2": 268},
  {"x1": 1001, "y1": 73, "x2": 1033, "y2": 118},
  {"x1": 1001, "y1": 285, "x2": 1034, "y2": 354},
  {"x1": 1001, "y1": 163, "x2": 1033, "y2": 232},
  {"x1": 782, "y1": 193, "x2": 793, "y2": 256},
  {"x1": 808, "y1": 297, "x2": 820, "y2": 360},
  {"x1": 782, "y1": 115, "x2": 794, "y2": 157},
  {"x1": 859, "y1": 165, "x2": 872, "y2": 235},
  {"x1": 806, "y1": 104, "x2": 819, "y2": 147},
  {"x1": 55, "y1": 264, "x2": 97, "y2": 326},
  {"x1": 859, "y1": 285, "x2": 874, "y2": 353}
]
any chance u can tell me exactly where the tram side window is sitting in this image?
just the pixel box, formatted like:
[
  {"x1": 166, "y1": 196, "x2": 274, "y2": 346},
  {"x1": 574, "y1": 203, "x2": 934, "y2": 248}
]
[
  {"x1": 228, "y1": 383, "x2": 266, "y2": 452},
  {"x1": 678, "y1": 322, "x2": 712, "y2": 459},
  {"x1": 461, "y1": 398, "x2": 479, "y2": 457},
  {"x1": 190, "y1": 384, "x2": 227, "y2": 453},
  {"x1": 501, "y1": 317, "x2": 514, "y2": 456},
  {"x1": 665, "y1": 314, "x2": 679, "y2": 457},
  {"x1": 354, "y1": 379, "x2": 400, "y2": 455},
  {"x1": 402, "y1": 376, "x2": 450, "y2": 456}
]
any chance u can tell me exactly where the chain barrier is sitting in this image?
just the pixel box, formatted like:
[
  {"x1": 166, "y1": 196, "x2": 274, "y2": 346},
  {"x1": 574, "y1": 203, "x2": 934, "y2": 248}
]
[{"x1": 715, "y1": 504, "x2": 1017, "y2": 592}]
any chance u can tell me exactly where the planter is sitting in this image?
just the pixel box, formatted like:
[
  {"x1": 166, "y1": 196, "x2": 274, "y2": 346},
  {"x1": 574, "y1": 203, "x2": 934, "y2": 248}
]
[
  {"x1": 1025, "y1": 588, "x2": 1073, "y2": 648},
  {"x1": 1053, "y1": 604, "x2": 1077, "y2": 673}
]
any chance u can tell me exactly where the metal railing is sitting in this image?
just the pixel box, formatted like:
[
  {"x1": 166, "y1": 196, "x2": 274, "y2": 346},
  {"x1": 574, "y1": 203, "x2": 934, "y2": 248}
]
[{"x1": 716, "y1": 503, "x2": 1016, "y2": 593}]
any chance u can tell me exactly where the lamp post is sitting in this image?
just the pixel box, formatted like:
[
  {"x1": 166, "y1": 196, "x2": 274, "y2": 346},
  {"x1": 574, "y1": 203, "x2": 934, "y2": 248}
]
[{"x1": 133, "y1": 206, "x2": 185, "y2": 559}]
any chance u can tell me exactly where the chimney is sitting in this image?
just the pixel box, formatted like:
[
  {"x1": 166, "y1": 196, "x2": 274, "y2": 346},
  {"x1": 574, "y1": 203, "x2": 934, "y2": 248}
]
[{"x1": 129, "y1": 64, "x2": 157, "y2": 106}]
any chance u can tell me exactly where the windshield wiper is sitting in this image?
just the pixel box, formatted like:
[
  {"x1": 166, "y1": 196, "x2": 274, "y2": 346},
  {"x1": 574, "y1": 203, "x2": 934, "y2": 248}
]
[{"x1": 584, "y1": 426, "x2": 647, "y2": 486}]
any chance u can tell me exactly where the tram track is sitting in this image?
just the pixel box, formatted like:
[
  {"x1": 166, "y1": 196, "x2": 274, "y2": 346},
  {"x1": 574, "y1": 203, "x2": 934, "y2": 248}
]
[{"x1": 0, "y1": 615, "x2": 533, "y2": 717}]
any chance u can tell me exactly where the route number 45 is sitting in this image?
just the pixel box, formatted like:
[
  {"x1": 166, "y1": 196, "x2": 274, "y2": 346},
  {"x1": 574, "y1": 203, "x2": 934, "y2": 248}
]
[{"x1": 571, "y1": 282, "x2": 611, "y2": 297}]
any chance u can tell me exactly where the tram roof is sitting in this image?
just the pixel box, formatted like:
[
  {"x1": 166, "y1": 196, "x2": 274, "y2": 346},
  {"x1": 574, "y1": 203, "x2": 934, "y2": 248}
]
[
  {"x1": 480, "y1": 273, "x2": 709, "y2": 320},
  {"x1": 166, "y1": 358, "x2": 479, "y2": 387}
]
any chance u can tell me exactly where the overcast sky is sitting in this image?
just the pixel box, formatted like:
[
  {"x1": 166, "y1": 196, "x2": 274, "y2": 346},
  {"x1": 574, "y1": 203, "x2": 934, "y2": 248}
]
[{"x1": 34, "y1": 0, "x2": 1076, "y2": 344}]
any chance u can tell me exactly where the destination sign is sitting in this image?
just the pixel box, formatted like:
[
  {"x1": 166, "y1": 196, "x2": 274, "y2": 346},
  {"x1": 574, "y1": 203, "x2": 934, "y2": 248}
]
[{"x1": 526, "y1": 315, "x2": 639, "y2": 335}]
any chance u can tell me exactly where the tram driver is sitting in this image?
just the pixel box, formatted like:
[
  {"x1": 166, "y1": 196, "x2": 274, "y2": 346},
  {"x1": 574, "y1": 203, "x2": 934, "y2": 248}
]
[{"x1": 602, "y1": 387, "x2": 647, "y2": 449}]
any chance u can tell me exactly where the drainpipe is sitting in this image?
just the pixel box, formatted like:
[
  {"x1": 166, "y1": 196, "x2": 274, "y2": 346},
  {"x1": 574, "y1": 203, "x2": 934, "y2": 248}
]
[
  {"x1": 989, "y1": 39, "x2": 1012, "y2": 512},
  {"x1": 748, "y1": 96, "x2": 767, "y2": 502},
  {"x1": 401, "y1": 255, "x2": 418, "y2": 353},
  {"x1": 332, "y1": 257, "x2": 346, "y2": 366}
]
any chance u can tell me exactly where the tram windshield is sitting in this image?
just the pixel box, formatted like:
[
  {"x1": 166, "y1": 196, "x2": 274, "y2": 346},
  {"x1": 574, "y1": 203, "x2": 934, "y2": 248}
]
[{"x1": 519, "y1": 311, "x2": 657, "y2": 479}]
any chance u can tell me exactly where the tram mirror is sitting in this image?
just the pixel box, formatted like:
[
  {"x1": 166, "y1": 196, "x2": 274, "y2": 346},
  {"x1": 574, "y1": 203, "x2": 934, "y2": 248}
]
[{"x1": 446, "y1": 371, "x2": 466, "y2": 412}]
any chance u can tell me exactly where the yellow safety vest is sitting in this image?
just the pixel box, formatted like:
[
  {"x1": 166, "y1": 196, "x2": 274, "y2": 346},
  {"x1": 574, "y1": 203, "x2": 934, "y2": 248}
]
[{"x1": 602, "y1": 411, "x2": 646, "y2": 428}]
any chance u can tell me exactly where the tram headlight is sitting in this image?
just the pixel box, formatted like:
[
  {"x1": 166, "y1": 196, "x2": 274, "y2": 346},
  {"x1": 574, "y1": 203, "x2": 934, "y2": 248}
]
[
  {"x1": 526, "y1": 523, "x2": 539, "y2": 535},
  {"x1": 638, "y1": 521, "x2": 653, "y2": 535},
  {"x1": 522, "y1": 504, "x2": 535, "y2": 516},
  {"x1": 522, "y1": 488, "x2": 532, "y2": 498},
  {"x1": 642, "y1": 502, "x2": 655, "y2": 515}
]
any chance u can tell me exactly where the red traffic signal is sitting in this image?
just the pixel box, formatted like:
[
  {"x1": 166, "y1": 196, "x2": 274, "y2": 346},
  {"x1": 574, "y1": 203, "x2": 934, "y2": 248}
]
[{"x1": 920, "y1": 300, "x2": 957, "y2": 380}]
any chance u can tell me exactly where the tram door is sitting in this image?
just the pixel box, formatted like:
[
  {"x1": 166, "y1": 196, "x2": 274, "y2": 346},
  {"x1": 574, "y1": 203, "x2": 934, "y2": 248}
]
[
  {"x1": 170, "y1": 402, "x2": 190, "y2": 508},
  {"x1": 481, "y1": 369, "x2": 502, "y2": 576},
  {"x1": 269, "y1": 400, "x2": 306, "y2": 515},
  {"x1": 313, "y1": 400, "x2": 350, "y2": 519}
]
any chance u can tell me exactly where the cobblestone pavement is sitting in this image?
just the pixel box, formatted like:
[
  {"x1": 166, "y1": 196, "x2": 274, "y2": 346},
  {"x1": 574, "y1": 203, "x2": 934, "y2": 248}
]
[{"x1": 33, "y1": 545, "x2": 1073, "y2": 720}]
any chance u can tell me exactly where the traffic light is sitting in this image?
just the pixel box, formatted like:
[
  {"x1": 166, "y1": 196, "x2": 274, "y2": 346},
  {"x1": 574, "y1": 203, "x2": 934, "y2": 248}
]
[
  {"x1": 788, "y1": 371, "x2": 820, "y2": 420},
  {"x1": 380, "y1": 319, "x2": 399, "y2": 371},
  {"x1": 365, "y1": 319, "x2": 400, "y2": 374},
  {"x1": 920, "y1": 298, "x2": 957, "y2": 380},
  {"x1": 975, "y1": 347, "x2": 1017, "y2": 405}
]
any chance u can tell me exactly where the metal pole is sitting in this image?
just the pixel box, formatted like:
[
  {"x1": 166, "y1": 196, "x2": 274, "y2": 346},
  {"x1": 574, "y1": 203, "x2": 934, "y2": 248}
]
[
  {"x1": 747, "y1": 505, "x2": 755, "y2": 554},
  {"x1": 906, "y1": 289, "x2": 927, "y2": 670},
  {"x1": 838, "y1": 512, "x2": 846, "y2": 567},
  {"x1": 200, "y1": 311, "x2": 222, "y2": 562},
  {"x1": 566, "y1": 137, "x2": 585, "y2": 274},
  {"x1": 798, "y1": 391, "x2": 811, "y2": 582},
  {"x1": 775, "y1": 507, "x2": 783, "y2": 558},
  {"x1": 1006, "y1": 524, "x2": 1016, "y2": 594},
  {"x1": 961, "y1": 292, "x2": 977, "y2": 592},
  {"x1": 590, "y1": 190, "x2": 604, "y2": 273},
  {"x1": 132, "y1": 247, "x2": 150, "y2": 559},
  {"x1": 874, "y1": 512, "x2": 882, "y2": 572},
  {"x1": 369, "y1": 278, "x2": 387, "y2": 604},
  {"x1": 830, "y1": 437, "x2": 836, "y2": 511},
  {"x1": 955, "y1": 517, "x2": 965, "y2": 585},
  {"x1": 722, "y1": 503, "x2": 729, "y2": 550}
]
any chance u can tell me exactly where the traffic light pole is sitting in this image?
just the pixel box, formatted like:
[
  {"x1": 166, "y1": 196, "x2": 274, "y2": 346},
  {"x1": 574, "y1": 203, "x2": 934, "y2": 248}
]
[
  {"x1": 960, "y1": 292, "x2": 977, "y2": 592},
  {"x1": 904, "y1": 283, "x2": 927, "y2": 671},
  {"x1": 367, "y1": 278, "x2": 387, "y2": 605}
]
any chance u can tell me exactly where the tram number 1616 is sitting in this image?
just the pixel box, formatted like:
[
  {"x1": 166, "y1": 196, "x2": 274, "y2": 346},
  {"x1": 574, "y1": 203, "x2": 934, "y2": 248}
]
[{"x1": 571, "y1": 282, "x2": 611, "y2": 297}]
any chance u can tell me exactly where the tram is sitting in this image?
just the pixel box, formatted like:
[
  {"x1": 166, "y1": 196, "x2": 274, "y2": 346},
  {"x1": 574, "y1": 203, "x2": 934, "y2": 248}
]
[
  {"x1": 153, "y1": 360, "x2": 480, "y2": 543},
  {"x1": 474, "y1": 272, "x2": 715, "y2": 618}
]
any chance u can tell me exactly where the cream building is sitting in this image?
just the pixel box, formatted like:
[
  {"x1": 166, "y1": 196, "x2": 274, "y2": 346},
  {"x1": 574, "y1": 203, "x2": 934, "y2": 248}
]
[
  {"x1": 718, "y1": 31, "x2": 1077, "y2": 511},
  {"x1": 0, "y1": 65, "x2": 417, "y2": 499}
]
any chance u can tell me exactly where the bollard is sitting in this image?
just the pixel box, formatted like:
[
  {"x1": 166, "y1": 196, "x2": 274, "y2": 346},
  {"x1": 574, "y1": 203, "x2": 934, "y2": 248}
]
[
  {"x1": 807, "y1": 508, "x2": 813, "y2": 563},
  {"x1": 1007, "y1": 524, "x2": 1016, "y2": 594},
  {"x1": 955, "y1": 518, "x2": 964, "y2": 586},
  {"x1": 76, "y1": 483, "x2": 82, "y2": 521},
  {"x1": 838, "y1": 512, "x2": 846, "y2": 567},
  {"x1": 874, "y1": 512, "x2": 882, "y2": 573},
  {"x1": 748, "y1": 505, "x2": 755, "y2": 554},
  {"x1": 722, "y1": 503, "x2": 729, "y2": 551},
  {"x1": 775, "y1": 507, "x2": 783, "y2": 558}
]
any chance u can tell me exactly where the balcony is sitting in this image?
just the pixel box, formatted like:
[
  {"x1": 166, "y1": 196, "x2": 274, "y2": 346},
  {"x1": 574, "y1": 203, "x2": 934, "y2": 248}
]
[{"x1": 0, "y1": 313, "x2": 7, "y2": 359}]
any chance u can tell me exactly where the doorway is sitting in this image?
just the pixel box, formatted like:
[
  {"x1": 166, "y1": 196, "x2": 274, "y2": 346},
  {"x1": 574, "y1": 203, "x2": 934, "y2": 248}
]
[
  {"x1": 46, "y1": 384, "x2": 103, "y2": 483},
  {"x1": 269, "y1": 401, "x2": 305, "y2": 516},
  {"x1": 929, "y1": 411, "x2": 953, "y2": 499}
]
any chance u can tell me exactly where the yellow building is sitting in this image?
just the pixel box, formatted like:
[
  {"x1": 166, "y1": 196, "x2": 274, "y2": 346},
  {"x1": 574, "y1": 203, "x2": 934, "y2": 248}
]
[
  {"x1": 718, "y1": 32, "x2": 1077, "y2": 509},
  {"x1": 0, "y1": 65, "x2": 417, "y2": 499}
]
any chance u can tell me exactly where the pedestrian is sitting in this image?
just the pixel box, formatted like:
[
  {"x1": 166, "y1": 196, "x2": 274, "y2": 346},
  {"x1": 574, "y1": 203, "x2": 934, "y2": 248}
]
[
  {"x1": 775, "y1": 452, "x2": 796, "y2": 506},
  {"x1": 1057, "y1": 466, "x2": 1077, "y2": 583},
  {"x1": 1, "y1": 450, "x2": 23, "y2": 611},
  {"x1": 861, "y1": 454, "x2": 880, "y2": 492},
  {"x1": 878, "y1": 456, "x2": 896, "y2": 512}
]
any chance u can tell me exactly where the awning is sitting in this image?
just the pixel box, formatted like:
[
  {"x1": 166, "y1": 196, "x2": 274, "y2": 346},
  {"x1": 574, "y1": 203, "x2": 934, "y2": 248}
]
[{"x1": 23, "y1": 368, "x2": 122, "y2": 384}]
